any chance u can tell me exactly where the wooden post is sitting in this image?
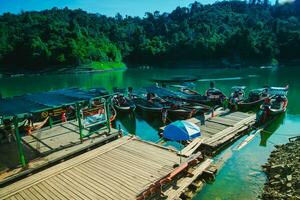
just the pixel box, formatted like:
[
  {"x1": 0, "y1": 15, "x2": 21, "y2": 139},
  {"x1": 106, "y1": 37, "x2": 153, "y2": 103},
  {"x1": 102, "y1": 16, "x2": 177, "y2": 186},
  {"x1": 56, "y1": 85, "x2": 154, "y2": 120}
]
[
  {"x1": 49, "y1": 115, "x2": 53, "y2": 128},
  {"x1": 76, "y1": 103, "x2": 84, "y2": 142},
  {"x1": 180, "y1": 140, "x2": 182, "y2": 164},
  {"x1": 105, "y1": 99, "x2": 111, "y2": 133},
  {"x1": 211, "y1": 107, "x2": 215, "y2": 118},
  {"x1": 13, "y1": 116, "x2": 26, "y2": 168}
]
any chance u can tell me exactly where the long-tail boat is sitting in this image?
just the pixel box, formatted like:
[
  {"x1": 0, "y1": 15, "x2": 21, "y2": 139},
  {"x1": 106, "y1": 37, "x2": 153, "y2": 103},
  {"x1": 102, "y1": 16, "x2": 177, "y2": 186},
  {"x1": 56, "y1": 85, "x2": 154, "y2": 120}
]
[
  {"x1": 111, "y1": 94, "x2": 136, "y2": 113},
  {"x1": 146, "y1": 85, "x2": 212, "y2": 111},
  {"x1": 257, "y1": 86, "x2": 289, "y2": 123},
  {"x1": 229, "y1": 86, "x2": 269, "y2": 111},
  {"x1": 131, "y1": 89, "x2": 198, "y2": 121},
  {"x1": 205, "y1": 82, "x2": 227, "y2": 106}
]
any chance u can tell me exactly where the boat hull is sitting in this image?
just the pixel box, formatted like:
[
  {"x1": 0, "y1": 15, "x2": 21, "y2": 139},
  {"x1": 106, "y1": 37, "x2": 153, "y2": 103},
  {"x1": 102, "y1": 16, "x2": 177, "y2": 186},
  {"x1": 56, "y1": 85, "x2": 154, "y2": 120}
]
[
  {"x1": 167, "y1": 109, "x2": 194, "y2": 121},
  {"x1": 258, "y1": 97, "x2": 288, "y2": 124},
  {"x1": 135, "y1": 104, "x2": 163, "y2": 114},
  {"x1": 113, "y1": 104, "x2": 136, "y2": 113},
  {"x1": 132, "y1": 98, "x2": 164, "y2": 115},
  {"x1": 111, "y1": 96, "x2": 136, "y2": 114},
  {"x1": 230, "y1": 97, "x2": 267, "y2": 111},
  {"x1": 269, "y1": 106, "x2": 287, "y2": 116}
]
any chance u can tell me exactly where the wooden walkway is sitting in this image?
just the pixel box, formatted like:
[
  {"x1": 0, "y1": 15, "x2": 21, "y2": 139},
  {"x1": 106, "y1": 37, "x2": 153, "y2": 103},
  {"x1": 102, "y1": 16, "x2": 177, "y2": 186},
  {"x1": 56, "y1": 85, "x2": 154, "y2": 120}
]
[
  {"x1": 0, "y1": 136, "x2": 193, "y2": 200},
  {"x1": 0, "y1": 110, "x2": 257, "y2": 199},
  {"x1": 163, "y1": 158, "x2": 213, "y2": 200},
  {"x1": 186, "y1": 112, "x2": 256, "y2": 156},
  {"x1": 161, "y1": 111, "x2": 256, "y2": 157},
  {"x1": 0, "y1": 126, "x2": 119, "y2": 186}
]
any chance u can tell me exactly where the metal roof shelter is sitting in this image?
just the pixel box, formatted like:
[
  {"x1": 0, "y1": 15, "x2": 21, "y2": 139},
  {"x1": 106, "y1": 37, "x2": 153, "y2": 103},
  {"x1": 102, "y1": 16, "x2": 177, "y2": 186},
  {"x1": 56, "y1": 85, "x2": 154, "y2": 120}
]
[
  {"x1": 0, "y1": 97, "x2": 48, "y2": 117},
  {"x1": 0, "y1": 88, "x2": 109, "y2": 118},
  {"x1": 0, "y1": 88, "x2": 111, "y2": 168}
]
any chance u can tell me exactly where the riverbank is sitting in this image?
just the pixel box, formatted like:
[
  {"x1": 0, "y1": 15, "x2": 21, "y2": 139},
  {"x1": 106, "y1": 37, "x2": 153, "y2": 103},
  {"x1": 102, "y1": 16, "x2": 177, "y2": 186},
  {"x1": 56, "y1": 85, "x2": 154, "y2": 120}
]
[
  {"x1": 55, "y1": 61, "x2": 126, "y2": 74},
  {"x1": 261, "y1": 137, "x2": 300, "y2": 199},
  {"x1": 0, "y1": 61, "x2": 126, "y2": 77}
]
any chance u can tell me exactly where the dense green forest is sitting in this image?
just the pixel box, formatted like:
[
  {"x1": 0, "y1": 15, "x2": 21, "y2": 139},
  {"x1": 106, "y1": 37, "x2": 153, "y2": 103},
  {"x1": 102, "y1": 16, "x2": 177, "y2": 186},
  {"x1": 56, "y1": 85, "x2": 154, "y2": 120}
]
[{"x1": 0, "y1": 0, "x2": 300, "y2": 70}]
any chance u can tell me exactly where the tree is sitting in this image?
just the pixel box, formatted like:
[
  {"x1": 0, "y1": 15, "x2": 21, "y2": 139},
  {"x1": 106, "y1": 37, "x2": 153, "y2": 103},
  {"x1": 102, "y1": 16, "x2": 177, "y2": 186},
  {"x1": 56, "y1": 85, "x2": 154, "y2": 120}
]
[{"x1": 0, "y1": 1, "x2": 300, "y2": 70}]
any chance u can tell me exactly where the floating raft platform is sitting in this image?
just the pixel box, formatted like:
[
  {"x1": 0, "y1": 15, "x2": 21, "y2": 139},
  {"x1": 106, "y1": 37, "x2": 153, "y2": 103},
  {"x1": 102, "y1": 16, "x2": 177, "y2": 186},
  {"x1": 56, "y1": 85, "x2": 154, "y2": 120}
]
[
  {"x1": 161, "y1": 111, "x2": 257, "y2": 156},
  {"x1": 0, "y1": 136, "x2": 212, "y2": 200},
  {"x1": 0, "y1": 126, "x2": 119, "y2": 186},
  {"x1": 22, "y1": 121, "x2": 112, "y2": 156}
]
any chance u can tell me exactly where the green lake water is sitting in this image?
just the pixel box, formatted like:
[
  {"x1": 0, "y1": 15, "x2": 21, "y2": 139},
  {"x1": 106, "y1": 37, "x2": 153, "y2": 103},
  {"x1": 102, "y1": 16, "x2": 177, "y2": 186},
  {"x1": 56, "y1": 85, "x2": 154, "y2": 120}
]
[{"x1": 1, "y1": 65, "x2": 300, "y2": 199}]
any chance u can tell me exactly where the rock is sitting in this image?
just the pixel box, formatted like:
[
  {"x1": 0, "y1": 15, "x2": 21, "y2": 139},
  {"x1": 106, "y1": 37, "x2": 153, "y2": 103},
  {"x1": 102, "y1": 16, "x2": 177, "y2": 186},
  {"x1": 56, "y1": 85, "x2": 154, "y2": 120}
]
[
  {"x1": 261, "y1": 138, "x2": 300, "y2": 200},
  {"x1": 287, "y1": 175, "x2": 292, "y2": 182},
  {"x1": 270, "y1": 181, "x2": 280, "y2": 186},
  {"x1": 271, "y1": 164, "x2": 284, "y2": 169},
  {"x1": 274, "y1": 174, "x2": 281, "y2": 179}
]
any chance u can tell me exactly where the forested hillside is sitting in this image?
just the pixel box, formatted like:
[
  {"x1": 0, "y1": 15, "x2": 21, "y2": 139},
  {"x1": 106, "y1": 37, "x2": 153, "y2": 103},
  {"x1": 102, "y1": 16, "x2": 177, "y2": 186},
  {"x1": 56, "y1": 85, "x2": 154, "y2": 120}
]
[{"x1": 0, "y1": 0, "x2": 300, "y2": 70}]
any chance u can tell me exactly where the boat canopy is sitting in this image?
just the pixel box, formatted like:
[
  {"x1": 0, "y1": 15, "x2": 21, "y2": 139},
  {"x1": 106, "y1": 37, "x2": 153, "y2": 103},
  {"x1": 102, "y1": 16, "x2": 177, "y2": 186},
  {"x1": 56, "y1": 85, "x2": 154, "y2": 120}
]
[
  {"x1": 182, "y1": 82, "x2": 196, "y2": 88},
  {"x1": 0, "y1": 88, "x2": 109, "y2": 119},
  {"x1": 149, "y1": 76, "x2": 198, "y2": 83},
  {"x1": 169, "y1": 85, "x2": 188, "y2": 89},
  {"x1": 231, "y1": 86, "x2": 246, "y2": 91},
  {"x1": 249, "y1": 88, "x2": 267, "y2": 94},
  {"x1": 267, "y1": 86, "x2": 289, "y2": 96}
]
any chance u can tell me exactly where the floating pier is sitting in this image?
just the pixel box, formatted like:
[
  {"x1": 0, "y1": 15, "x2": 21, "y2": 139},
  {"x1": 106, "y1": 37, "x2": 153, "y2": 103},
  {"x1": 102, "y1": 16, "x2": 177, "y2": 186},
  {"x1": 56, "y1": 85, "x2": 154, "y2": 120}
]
[
  {"x1": 161, "y1": 111, "x2": 257, "y2": 156},
  {"x1": 0, "y1": 136, "x2": 212, "y2": 200},
  {"x1": 0, "y1": 88, "x2": 119, "y2": 185},
  {"x1": 0, "y1": 111, "x2": 257, "y2": 199},
  {"x1": 22, "y1": 120, "x2": 113, "y2": 155},
  {"x1": 157, "y1": 111, "x2": 257, "y2": 199},
  {"x1": 0, "y1": 126, "x2": 119, "y2": 186}
]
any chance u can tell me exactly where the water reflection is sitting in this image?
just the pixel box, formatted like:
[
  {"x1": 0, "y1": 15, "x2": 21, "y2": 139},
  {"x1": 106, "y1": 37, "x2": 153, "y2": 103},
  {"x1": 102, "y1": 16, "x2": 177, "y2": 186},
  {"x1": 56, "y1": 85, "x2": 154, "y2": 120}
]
[
  {"x1": 135, "y1": 111, "x2": 164, "y2": 131},
  {"x1": 260, "y1": 113, "x2": 286, "y2": 147},
  {"x1": 0, "y1": 70, "x2": 125, "y2": 97},
  {"x1": 116, "y1": 112, "x2": 137, "y2": 135}
]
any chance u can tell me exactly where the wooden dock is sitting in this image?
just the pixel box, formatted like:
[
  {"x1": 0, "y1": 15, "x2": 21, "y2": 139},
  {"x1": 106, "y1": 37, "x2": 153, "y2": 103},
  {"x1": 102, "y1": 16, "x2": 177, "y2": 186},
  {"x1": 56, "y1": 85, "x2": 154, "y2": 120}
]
[
  {"x1": 163, "y1": 158, "x2": 213, "y2": 200},
  {"x1": 188, "y1": 112, "x2": 256, "y2": 156},
  {"x1": 0, "y1": 110, "x2": 257, "y2": 199},
  {"x1": 161, "y1": 111, "x2": 257, "y2": 156},
  {"x1": 0, "y1": 136, "x2": 212, "y2": 200},
  {"x1": 22, "y1": 121, "x2": 111, "y2": 155},
  {"x1": 0, "y1": 125, "x2": 119, "y2": 186}
]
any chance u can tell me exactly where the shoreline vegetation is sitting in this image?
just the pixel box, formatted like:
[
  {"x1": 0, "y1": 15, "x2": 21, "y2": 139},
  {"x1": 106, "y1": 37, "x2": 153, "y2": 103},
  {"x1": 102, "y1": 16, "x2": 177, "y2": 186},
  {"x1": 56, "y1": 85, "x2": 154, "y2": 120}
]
[{"x1": 0, "y1": 0, "x2": 300, "y2": 73}]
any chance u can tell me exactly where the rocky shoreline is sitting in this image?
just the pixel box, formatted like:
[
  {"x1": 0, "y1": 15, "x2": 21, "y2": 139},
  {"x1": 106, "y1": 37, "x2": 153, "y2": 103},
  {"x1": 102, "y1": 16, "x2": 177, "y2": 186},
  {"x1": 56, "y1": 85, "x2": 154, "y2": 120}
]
[{"x1": 261, "y1": 137, "x2": 300, "y2": 200}]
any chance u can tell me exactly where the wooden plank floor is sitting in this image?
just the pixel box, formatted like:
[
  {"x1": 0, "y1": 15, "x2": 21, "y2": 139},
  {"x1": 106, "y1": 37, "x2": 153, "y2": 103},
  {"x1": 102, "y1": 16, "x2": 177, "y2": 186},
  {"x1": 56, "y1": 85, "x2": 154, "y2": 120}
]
[
  {"x1": 0, "y1": 137, "x2": 183, "y2": 200},
  {"x1": 22, "y1": 121, "x2": 110, "y2": 155},
  {"x1": 163, "y1": 159, "x2": 213, "y2": 200},
  {"x1": 181, "y1": 112, "x2": 256, "y2": 156}
]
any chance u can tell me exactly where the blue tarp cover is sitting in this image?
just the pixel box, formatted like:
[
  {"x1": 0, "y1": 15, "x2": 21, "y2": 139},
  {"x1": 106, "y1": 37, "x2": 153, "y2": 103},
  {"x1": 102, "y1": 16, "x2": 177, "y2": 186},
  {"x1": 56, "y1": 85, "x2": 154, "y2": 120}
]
[
  {"x1": 0, "y1": 88, "x2": 108, "y2": 117},
  {"x1": 163, "y1": 120, "x2": 201, "y2": 141}
]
